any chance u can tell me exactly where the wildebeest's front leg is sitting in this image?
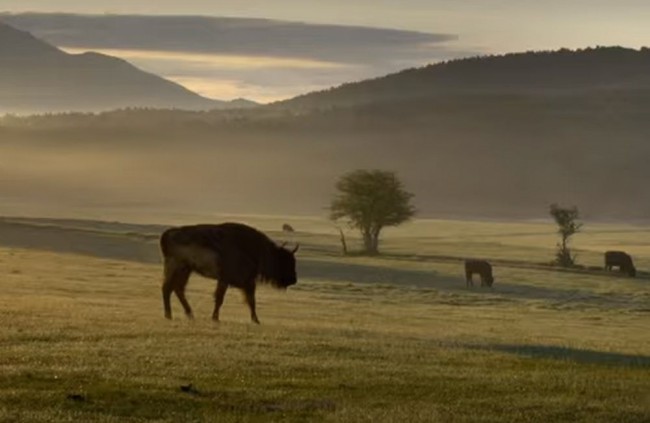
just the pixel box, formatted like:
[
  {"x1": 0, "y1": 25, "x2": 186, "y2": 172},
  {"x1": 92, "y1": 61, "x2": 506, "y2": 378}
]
[
  {"x1": 244, "y1": 285, "x2": 260, "y2": 324},
  {"x1": 212, "y1": 281, "x2": 228, "y2": 322},
  {"x1": 465, "y1": 271, "x2": 473, "y2": 288},
  {"x1": 162, "y1": 258, "x2": 191, "y2": 320}
]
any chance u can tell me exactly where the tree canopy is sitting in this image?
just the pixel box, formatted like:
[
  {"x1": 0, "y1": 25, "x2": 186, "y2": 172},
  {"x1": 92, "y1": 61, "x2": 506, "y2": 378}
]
[{"x1": 330, "y1": 169, "x2": 415, "y2": 254}]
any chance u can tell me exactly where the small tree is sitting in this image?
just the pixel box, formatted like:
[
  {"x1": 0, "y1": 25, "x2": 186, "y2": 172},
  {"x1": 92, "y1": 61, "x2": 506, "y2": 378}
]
[
  {"x1": 549, "y1": 203, "x2": 582, "y2": 267},
  {"x1": 330, "y1": 169, "x2": 415, "y2": 255}
]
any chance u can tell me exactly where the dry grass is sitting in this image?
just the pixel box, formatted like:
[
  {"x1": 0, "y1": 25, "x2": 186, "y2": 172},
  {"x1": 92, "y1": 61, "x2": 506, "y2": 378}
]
[{"x1": 0, "y1": 218, "x2": 649, "y2": 422}]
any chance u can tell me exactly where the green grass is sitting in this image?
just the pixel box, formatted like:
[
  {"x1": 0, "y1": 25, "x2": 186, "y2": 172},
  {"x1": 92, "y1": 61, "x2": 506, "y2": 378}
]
[{"x1": 0, "y1": 218, "x2": 649, "y2": 422}]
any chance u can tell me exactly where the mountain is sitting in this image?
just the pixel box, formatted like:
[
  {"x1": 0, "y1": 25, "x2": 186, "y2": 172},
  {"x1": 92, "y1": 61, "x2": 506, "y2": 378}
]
[
  {"x1": 0, "y1": 21, "x2": 255, "y2": 113},
  {"x1": 275, "y1": 47, "x2": 650, "y2": 110},
  {"x1": 2, "y1": 47, "x2": 650, "y2": 221}
]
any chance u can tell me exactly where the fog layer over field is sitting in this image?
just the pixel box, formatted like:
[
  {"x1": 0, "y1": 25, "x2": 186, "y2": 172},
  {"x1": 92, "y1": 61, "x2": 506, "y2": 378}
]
[
  {"x1": 2, "y1": 99, "x2": 649, "y2": 223},
  {"x1": 0, "y1": 127, "x2": 342, "y2": 219}
]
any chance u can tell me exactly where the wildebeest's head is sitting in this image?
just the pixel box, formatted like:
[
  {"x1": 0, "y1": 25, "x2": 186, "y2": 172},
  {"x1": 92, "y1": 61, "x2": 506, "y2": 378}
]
[
  {"x1": 272, "y1": 243, "x2": 299, "y2": 289},
  {"x1": 629, "y1": 266, "x2": 637, "y2": 278},
  {"x1": 484, "y1": 275, "x2": 494, "y2": 287}
]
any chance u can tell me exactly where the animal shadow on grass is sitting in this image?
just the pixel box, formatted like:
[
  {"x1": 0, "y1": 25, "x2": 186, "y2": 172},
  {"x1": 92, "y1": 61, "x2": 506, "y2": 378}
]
[
  {"x1": 213, "y1": 399, "x2": 336, "y2": 414},
  {"x1": 298, "y1": 259, "x2": 444, "y2": 287},
  {"x1": 299, "y1": 260, "x2": 579, "y2": 300},
  {"x1": 470, "y1": 344, "x2": 650, "y2": 367}
]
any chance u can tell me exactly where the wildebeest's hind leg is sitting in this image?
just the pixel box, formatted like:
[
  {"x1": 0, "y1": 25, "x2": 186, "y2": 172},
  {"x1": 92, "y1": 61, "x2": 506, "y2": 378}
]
[
  {"x1": 244, "y1": 286, "x2": 260, "y2": 324},
  {"x1": 162, "y1": 258, "x2": 190, "y2": 320},
  {"x1": 212, "y1": 281, "x2": 228, "y2": 322}
]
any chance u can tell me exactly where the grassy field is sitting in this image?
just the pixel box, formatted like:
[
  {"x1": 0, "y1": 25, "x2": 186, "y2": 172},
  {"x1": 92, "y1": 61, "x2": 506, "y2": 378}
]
[{"x1": 0, "y1": 217, "x2": 649, "y2": 422}]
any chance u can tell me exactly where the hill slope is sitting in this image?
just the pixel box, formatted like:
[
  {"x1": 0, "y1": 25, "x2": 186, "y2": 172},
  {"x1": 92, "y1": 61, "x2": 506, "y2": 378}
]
[
  {"x1": 275, "y1": 47, "x2": 650, "y2": 110},
  {"x1": 0, "y1": 21, "x2": 242, "y2": 113}
]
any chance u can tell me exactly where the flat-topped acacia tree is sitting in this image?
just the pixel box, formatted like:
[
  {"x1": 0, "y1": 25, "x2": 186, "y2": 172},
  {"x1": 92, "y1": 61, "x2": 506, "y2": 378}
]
[{"x1": 330, "y1": 169, "x2": 415, "y2": 255}]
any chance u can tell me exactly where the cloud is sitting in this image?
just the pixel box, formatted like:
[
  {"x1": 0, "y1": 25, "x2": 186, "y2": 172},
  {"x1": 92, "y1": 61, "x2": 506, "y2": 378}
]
[
  {"x1": 2, "y1": 13, "x2": 470, "y2": 102},
  {"x1": 2, "y1": 13, "x2": 457, "y2": 63}
]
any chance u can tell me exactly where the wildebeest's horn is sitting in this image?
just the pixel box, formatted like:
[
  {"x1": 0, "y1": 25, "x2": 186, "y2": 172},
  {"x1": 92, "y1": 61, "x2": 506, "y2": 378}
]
[{"x1": 292, "y1": 244, "x2": 300, "y2": 254}]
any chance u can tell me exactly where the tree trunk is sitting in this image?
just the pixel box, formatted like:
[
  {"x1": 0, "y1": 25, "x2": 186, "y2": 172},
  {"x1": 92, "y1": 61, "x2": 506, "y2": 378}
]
[
  {"x1": 338, "y1": 228, "x2": 348, "y2": 255},
  {"x1": 362, "y1": 229, "x2": 378, "y2": 255},
  {"x1": 556, "y1": 233, "x2": 574, "y2": 267},
  {"x1": 371, "y1": 228, "x2": 380, "y2": 254}
]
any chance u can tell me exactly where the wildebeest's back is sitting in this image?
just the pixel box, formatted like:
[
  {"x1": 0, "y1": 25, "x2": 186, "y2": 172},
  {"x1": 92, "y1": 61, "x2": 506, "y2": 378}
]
[
  {"x1": 465, "y1": 259, "x2": 492, "y2": 274},
  {"x1": 160, "y1": 223, "x2": 274, "y2": 285},
  {"x1": 605, "y1": 250, "x2": 631, "y2": 265}
]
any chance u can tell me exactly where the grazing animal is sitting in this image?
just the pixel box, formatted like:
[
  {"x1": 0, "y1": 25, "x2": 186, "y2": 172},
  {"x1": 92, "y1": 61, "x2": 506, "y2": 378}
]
[
  {"x1": 282, "y1": 223, "x2": 295, "y2": 232},
  {"x1": 464, "y1": 259, "x2": 494, "y2": 287},
  {"x1": 159, "y1": 223, "x2": 299, "y2": 324},
  {"x1": 604, "y1": 250, "x2": 636, "y2": 277}
]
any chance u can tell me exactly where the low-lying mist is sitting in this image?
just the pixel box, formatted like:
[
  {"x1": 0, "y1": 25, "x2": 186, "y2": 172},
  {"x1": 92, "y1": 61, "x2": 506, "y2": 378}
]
[{"x1": 2, "y1": 93, "x2": 650, "y2": 223}]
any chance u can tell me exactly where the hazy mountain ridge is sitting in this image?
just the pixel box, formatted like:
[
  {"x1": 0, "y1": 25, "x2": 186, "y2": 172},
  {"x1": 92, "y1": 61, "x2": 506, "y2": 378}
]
[
  {"x1": 0, "y1": 21, "x2": 256, "y2": 113},
  {"x1": 274, "y1": 46, "x2": 650, "y2": 110}
]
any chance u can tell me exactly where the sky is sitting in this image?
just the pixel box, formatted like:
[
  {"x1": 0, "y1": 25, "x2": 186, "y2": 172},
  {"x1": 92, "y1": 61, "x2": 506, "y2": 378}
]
[{"x1": 2, "y1": 1, "x2": 650, "y2": 102}]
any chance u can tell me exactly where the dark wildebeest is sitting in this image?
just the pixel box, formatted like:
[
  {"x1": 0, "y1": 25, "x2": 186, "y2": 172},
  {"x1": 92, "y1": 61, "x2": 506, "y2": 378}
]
[
  {"x1": 464, "y1": 259, "x2": 494, "y2": 287},
  {"x1": 604, "y1": 250, "x2": 636, "y2": 277},
  {"x1": 282, "y1": 223, "x2": 295, "y2": 233},
  {"x1": 160, "y1": 223, "x2": 298, "y2": 324}
]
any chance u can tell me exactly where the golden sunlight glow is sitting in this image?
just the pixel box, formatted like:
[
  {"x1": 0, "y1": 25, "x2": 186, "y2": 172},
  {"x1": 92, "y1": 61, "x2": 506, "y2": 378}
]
[
  {"x1": 62, "y1": 47, "x2": 350, "y2": 70},
  {"x1": 167, "y1": 76, "x2": 323, "y2": 103}
]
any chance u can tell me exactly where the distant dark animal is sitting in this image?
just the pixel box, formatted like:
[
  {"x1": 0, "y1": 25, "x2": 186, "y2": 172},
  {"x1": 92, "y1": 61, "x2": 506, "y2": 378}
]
[
  {"x1": 604, "y1": 250, "x2": 636, "y2": 277},
  {"x1": 282, "y1": 223, "x2": 295, "y2": 232},
  {"x1": 66, "y1": 394, "x2": 86, "y2": 402},
  {"x1": 180, "y1": 384, "x2": 200, "y2": 395},
  {"x1": 159, "y1": 223, "x2": 299, "y2": 324},
  {"x1": 464, "y1": 259, "x2": 494, "y2": 287}
]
